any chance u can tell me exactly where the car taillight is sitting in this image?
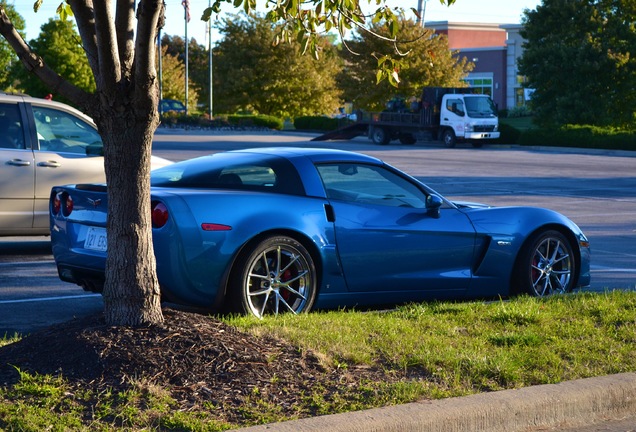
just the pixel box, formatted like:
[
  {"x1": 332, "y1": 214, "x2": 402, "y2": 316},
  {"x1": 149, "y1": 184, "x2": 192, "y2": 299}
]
[
  {"x1": 64, "y1": 194, "x2": 73, "y2": 216},
  {"x1": 151, "y1": 201, "x2": 169, "y2": 228},
  {"x1": 52, "y1": 192, "x2": 73, "y2": 216},
  {"x1": 52, "y1": 193, "x2": 61, "y2": 215}
]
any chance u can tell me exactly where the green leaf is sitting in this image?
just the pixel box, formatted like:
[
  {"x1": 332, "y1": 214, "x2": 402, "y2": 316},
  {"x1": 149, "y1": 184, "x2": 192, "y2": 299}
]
[
  {"x1": 56, "y1": 2, "x2": 73, "y2": 20},
  {"x1": 33, "y1": 0, "x2": 43, "y2": 13},
  {"x1": 301, "y1": 36, "x2": 310, "y2": 55}
]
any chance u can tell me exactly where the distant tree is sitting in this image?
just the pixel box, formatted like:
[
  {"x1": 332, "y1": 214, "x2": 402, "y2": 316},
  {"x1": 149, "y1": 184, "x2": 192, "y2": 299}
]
[
  {"x1": 157, "y1": 44, "x2": 199, "y2": 110},
  {"x1": 186, "y1": 39, "x2": 211, "y2": 113},
  {"x1": 159, "y1": 34, "x2": 206, "y2": 112},
  {"x1": 0, "y1": 0, "x2": 24, "y2": 90},
  {"x1": 212, "y1": 14, "x2": 342, "y2": 118},
  {"x1": 519, "y1": 0, "x2": 636, "y2": 127},
  {"x1": 339, "y1": 17, "x2": 473, "y2": 111},
  {"x1": 13, "y1": 18, "x2": 95, "y2": 102}
]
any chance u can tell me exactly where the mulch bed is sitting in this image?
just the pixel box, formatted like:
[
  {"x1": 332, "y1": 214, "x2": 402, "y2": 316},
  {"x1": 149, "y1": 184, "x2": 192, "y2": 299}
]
[{"x1": 0, "y1": 307, "x2": 395, "y2": 425}]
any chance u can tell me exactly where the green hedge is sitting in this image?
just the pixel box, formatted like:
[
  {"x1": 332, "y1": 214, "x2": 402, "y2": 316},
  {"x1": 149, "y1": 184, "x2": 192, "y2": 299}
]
[
  {"x1": 225, "y1": 114, "x2": 284, "y2": 130},
  {"x1": 160, "y1": 112, "x2": 284, "y2": 130},
  {"x1": 294, "y1": 116, "x2": 352, "y2": 131},
  {"x1": 518, "y1": 125, "x2": 636, "y2": 151},
  {"x1": 495, "y1": 122, "x2": 522, "y2": 145}
]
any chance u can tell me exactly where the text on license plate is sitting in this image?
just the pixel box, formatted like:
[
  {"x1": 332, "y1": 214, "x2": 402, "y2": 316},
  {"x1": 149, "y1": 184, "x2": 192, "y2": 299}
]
[{"x1": 85, "y1": 227, "x2": 107, "y2": 251}]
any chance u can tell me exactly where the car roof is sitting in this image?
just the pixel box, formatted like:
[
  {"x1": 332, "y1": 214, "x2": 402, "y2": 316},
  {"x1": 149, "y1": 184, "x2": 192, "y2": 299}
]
[
  {"x1": 231, "y1": 147, "x2": 383, "y2": 164},
  {"x1": 0, "y1": 91, "x2": 96, "y2": 126}
]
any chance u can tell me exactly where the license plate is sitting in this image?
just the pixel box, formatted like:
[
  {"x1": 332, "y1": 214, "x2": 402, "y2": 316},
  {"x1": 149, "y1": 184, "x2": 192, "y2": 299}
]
[{"x1": 85, "y1": 227, "x2": 107, "y2": 252}]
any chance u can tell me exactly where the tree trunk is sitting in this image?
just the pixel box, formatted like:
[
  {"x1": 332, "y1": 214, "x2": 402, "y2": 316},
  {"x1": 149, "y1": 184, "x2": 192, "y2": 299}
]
[{"x1": 101, "y1": 112, "x2": 163, "y2": 326}]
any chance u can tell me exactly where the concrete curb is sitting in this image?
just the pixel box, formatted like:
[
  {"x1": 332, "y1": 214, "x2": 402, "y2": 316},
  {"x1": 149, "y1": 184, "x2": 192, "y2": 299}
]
[{"x1": 232, "y1": 373, "x2": 636, "y2": 432}]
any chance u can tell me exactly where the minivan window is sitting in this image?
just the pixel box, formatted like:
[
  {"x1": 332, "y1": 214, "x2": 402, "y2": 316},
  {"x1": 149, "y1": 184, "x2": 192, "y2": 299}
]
[
  {"x1": 0, "y1": 103, "x2": 25, "y2": 149},
  {"x1": 32, "y1": 106, "x2": 103, "y2": 155}
]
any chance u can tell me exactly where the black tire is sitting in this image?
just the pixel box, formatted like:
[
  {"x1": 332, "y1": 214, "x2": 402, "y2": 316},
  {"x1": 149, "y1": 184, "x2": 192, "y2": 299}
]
[
  {"x1": 371, "y1": 127, "x2": 390, "y2": 145},
  {"x1": 399, "y1": 133, "x2": 417, "y2": 145},
  {"x1": 231, "y1": 236, "x2": 317, "y2": 318},
  {"x1": 442, "y1": 129, "x2": 456, "y2": 148},
  {"x1": 513, "y1": 230, "x2": 576, "y2": 297}
]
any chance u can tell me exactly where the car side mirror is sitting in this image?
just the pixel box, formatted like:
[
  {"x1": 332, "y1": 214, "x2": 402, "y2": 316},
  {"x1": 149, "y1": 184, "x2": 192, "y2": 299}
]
[
  {"x1": 85, "y1": 142, "x2": 104, "y2": 156},
  {"x1": 426, "y1": 194, "x2": 443, "y2": 219}
]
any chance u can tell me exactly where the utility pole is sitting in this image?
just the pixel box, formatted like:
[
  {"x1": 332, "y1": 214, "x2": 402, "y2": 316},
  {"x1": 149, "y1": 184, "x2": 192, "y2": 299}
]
[
  {"x1": 208, "y1": 0, "x2": 213, "y2": 118},
  {"x1": 182, "y1": 0, "x2": 190, "y2": 115},
  {"x1": 417, "y1": 0, "x2": 427, "y2": 27},
  {"x1": 158, "y1": 29, "x2": 163, "y2": 113}
]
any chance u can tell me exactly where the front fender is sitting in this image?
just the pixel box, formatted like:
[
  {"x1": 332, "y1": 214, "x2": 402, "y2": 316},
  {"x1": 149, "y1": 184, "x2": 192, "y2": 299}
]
[{"x1": 461, "y1": 206, "x2": 590, "y2": 293}]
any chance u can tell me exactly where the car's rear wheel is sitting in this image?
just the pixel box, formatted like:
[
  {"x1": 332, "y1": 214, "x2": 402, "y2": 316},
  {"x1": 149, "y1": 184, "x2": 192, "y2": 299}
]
[
  {"x1": 514, "y1": 230, "x2": 576, "y2": 297},
  {"x1": 371, "y1": 127, "x2": 390, "y2": 145},
  {"x1": 231, "y1": 236, "x2": 317, "y2": 318}
]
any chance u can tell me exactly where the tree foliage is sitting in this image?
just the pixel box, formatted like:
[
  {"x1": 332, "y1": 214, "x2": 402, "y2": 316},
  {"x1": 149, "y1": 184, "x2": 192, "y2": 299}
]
[
  {"x1": 519, "y1": 0, "x2": 636, "y2": 127},
  {"x1": 13, "y1": 18, "x2": 95, "y2": 102},
  {"x1": 213, "y1": 13, "x2": 342, "y2": 118},
  {"x1": 204, "y1": 0, "x2": 457, "y2": 87},
  {"x1": 0, "y1": 0, "x2": 24, "y2": 90},
  {"x1": 339, "y1": 17, "x2": 473, "y2": 110},
  {"x1": 157, "y1": 44, "x2": 199, "y2": 111}
]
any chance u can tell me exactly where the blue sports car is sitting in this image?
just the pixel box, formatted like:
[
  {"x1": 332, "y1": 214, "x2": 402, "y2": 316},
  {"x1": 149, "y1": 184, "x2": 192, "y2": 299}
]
[{"x1": 50, "y1": 147, "x2": 591, "y2": 318}]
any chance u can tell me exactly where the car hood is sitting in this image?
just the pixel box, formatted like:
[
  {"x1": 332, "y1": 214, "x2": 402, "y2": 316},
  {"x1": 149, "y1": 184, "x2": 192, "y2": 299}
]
[{"x1": 452, "y1": 200, "x2": 492, "y2": 209}]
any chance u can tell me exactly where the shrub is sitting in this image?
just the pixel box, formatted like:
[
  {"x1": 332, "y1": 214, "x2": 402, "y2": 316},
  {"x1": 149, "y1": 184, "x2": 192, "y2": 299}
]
[
  {"x1": 159, "y1": 113, "x2": 284, "y2": 130},
  {"x1": 294, "y1": 116, "x2": 352, "y2": 131},
  {"x1": 507, "y1": 106, "x2": 533, "y2": 118},
  {"x1": 226, "y1": 114, "x2": 284, "y2": 130},
  {"x1": 518, "y1": 124, "x2": 636, "y2": 151},
  {"x1": 495, "y1": 122, "x2": 522, "y2": 144}
]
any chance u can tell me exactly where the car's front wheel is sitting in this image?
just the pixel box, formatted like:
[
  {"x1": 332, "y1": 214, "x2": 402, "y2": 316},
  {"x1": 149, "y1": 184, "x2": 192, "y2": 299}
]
[
  {"x1": 442, "y1": 129, "x2": 456, "y2": 148},
  {"x1": 231, "y1": 236, "x2": 317, "y2": 318},
  {"x1": 514, "y1": 230, "x2": 576, "y2": 297}
]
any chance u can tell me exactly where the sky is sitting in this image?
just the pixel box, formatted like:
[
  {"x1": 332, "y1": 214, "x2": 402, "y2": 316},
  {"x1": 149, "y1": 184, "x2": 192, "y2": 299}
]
[{"x1": 10, "y1": 0, "x2": 541, "y2": 46}]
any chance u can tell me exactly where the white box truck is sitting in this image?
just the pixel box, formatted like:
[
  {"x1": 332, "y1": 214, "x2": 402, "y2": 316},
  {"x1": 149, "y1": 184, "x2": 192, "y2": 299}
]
[{"x1": 313, "y1": 87, "x2": 500, "y2": 148}]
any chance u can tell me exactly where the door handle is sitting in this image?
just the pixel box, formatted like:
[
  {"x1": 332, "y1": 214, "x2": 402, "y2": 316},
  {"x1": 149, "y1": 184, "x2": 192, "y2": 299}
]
[
  {"x1": 7, "y1": 159, "x2": 31, "y2": 166},
  {"x1": 37, "y1": 161, "x2": 62, "y2": 168}
]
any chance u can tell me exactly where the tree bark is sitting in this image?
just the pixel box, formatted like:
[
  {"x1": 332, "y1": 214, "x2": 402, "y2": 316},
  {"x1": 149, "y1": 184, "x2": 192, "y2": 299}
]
[{"x1": 100, "y1": 112, "x2": 164, "y2": 326}]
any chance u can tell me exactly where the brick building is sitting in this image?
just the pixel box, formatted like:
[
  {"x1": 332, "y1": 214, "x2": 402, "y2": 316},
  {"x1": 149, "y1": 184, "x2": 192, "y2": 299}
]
[{"x1": 426, "y1": 21, "x2": 526, "y2": 110}]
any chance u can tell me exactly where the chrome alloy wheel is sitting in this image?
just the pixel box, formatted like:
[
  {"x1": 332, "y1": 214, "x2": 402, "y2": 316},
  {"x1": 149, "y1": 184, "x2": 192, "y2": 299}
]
[
  {"x1": 244, "y1": 241, "x2": 314, "y2": 318},
  {"x1": 529, "y1": 235, "x2": 573, "y2": 296}
]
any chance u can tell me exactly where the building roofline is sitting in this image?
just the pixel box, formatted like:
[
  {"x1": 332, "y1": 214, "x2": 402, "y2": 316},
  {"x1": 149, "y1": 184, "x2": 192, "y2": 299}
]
[{"x1": 425, "y1": 21, "x2": 518, "y2": 31}]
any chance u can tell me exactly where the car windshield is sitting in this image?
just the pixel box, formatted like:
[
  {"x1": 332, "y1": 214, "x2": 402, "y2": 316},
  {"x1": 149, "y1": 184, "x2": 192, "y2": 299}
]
[
  {"x1": 464, "y1": 96, "x2": 497, "y2": 118},
  {"x1": 151, "y1": 152, "x2": 305, "y2": 195}
]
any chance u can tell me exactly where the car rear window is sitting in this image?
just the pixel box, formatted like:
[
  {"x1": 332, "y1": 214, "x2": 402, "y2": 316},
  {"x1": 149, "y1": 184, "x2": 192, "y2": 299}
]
[{"x1": 151, "y1": 153, "x2": 305, "y2": 196}]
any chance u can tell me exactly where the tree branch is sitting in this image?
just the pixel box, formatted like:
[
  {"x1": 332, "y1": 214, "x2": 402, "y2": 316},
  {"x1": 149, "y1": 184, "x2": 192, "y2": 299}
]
[
  {"x1": 67, "y1": 0, "x2": 100, "y2": 80},
  {"x1": 92, "y1": 0, "x2": 121, "y2": 95},
  {"x1": 133, "y1": 0, "x2": 163, "y2": 109},
  {"x1": 115, "y1": 0, "x2": 136, "y2": 75},
  {"x1": 0, "y1": 7, "x2": 89, "y2": 109}
]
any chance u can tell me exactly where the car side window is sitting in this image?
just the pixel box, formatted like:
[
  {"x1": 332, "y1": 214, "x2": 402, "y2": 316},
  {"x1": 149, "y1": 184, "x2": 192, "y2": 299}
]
[
  {"x1": 0, "y1": 103, "x2": 25, "y2": 149},
  {"x1": 316, "y1": 163, "x2": 428, "y2": 209},
  {"x1": 32, "y1": 106, "x2": 103, "y2": 154},
  {"x1": 219, "y1": 166, "x2": 279, "y2": 187},
  {"x1": 152, "y1": 154, "x2": 305, "y2": 195}
]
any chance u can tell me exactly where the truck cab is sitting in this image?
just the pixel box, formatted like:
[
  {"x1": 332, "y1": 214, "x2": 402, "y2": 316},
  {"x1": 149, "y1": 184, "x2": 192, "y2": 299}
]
[{"x1": 439, "y1": 93, "x2": 500, "y2": 148}]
